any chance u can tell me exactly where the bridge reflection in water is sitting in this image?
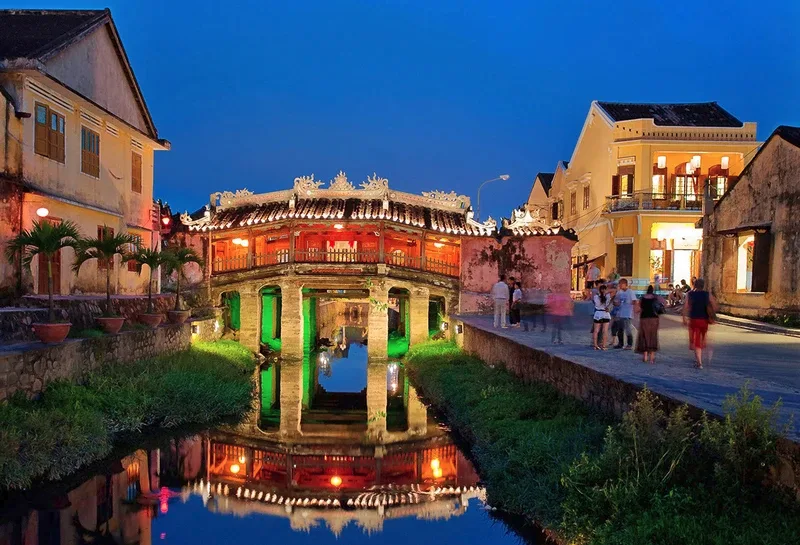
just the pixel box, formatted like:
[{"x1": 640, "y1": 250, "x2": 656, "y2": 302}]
[{"x1": 0, "y1": 310, "x2": 549, "y2": 543}]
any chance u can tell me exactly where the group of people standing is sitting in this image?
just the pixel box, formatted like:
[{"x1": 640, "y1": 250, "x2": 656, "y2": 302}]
[
  {"x1": 494, "y1": 267, "x2": 718, "y2": 370},
  {"x1": 589, "y1": 275, "x2": 718, "y2": 368}
]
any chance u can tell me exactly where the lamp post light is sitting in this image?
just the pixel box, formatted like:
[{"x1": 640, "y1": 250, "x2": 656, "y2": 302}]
[{"x1": 476, "y1": 174, "x2": 510, "y2": 221}]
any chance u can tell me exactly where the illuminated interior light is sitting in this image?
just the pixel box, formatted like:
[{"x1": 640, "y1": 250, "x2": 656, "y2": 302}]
[
  {"x1": 330, "y1": 475, "x2": 343, "y2": 487},
  {"x1": 230, "y1": 464, "x2": 240, "y2": 474},
  {"x1": 36, "y1": 207, "x2": 49, "y2": 218},
  {"x1": 334, "y1": 223, "x2": 344, "y2": 230},
  {"x1": 430, "y1": 458, "x2": 441, "y2": 470},
  {"x1": 232, "y1": 238, "x2": 242, "y2": 245},
  {"x1": 433, "y1": 242, "x2": 444, "y2": 248}
]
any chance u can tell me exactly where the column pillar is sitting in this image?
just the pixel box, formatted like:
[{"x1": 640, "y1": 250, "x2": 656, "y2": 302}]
[
  {"x1": 366, "y1": 360, "x2": 387, "y2": 441},
  {"x1": 409, "y1": 286, "x2": 430, "y2": 346},
  {"x1": 238, "y1": 288, "x2": 261, "y2": 353},
  {"x1": 279, "y1": 359, "x2": 303, "y2": 438},
  {"x1": 406, "y1": 385, "x2": 428, "y2": 436},
  {"x1": 280, "y1": 280, "x2": 304, "y2": 360},
  {"x1": 367, "y1": 280, "x2": 389, "y2": 359}
]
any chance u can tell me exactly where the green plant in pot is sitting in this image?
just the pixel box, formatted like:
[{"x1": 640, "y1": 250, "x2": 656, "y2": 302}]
[
  {"x1": 126, "y1": 247, "x2": 171, "y2": 328},
  {"x1": 73, "y1": 226, "x2": 139, "y2": 334},
  {"x1": 6, "y1": 220, "x2": 80, "y2": 343},
  {"x1": 163, "y1": 247, "x2": 204, "y2": 324}
]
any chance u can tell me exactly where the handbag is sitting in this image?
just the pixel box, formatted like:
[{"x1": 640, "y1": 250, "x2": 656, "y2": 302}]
[{"x1": 654, "y1": 300, "x2": 666, "y2": 315}]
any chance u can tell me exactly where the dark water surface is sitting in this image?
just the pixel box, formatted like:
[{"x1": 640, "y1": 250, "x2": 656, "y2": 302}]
[{"x1": 0, "y1": 307, "x2": 551, "y2": 544}]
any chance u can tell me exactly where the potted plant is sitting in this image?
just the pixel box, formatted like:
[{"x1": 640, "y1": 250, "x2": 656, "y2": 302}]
[
  {"x1": 126, "y1": 247, "x2": 171, "y2": 328},
  {"x1": 164, "y1": 247, "x2": 204, "y2": 324},
  {"x1": 73, "y1": 226, "x2": 138, "y2": 334},
  {"x1": 6, "y1": 220, "x2": 80, "y2": 343}
]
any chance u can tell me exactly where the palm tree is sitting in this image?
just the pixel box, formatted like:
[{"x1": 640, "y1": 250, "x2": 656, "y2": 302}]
[
  {"x1": 126, "y1": 247, "x2": 171, "y2": 314},
  {"x1": 73, "y1": 226, "x2": 138, "y2": 317},
  {"x1": 6, "y1": 220, "x2": 80, "y2": 323},
  {"x1": 164, "y1": 247, "x2": 204, "y2": 312}
]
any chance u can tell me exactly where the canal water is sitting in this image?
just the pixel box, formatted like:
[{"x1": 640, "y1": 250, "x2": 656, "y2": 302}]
[{"x1": 0, "y1": 305, "x2": 550, "y2": 544}]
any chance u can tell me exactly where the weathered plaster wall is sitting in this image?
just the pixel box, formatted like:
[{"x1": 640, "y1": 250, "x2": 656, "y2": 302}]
[
  {"x1": 45, "y1": 24, "x2": 149, "y2": 133},
  {"x1": 460, "y1": 236, "x2": 574, "y2": 313},
  {"x1": 0, "y1": 323, "x2": 191, "y2": 401},
  {"x1": 704, "y1": 137, "x2": 800, "y2": 318}
]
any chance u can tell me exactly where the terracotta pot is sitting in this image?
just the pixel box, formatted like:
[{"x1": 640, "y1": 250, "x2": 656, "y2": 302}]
[
  {"x1": 32, "y1": 322, "x2": 71, "y2": 344},
  {"x1": 167, "y1": 310, "x2": 191, "y2": 324},
  {"x1": 138, "y1": 313, "x2": 163, "y2": 328},
  {"x1": 96, "y1": 316, "x2": 125, "y2": 335}
]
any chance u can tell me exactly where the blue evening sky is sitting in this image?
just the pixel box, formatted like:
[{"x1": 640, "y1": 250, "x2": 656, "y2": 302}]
[{"x1": 14, "y1": 1, "x2": 800, "y2": 220}]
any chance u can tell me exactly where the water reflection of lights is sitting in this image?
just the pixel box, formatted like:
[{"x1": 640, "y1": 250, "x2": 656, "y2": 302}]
[
  {"x1": 387, "y1": 363, "x2": 399, "y2": 393},
  {"x1": 318, "y1": 352, "x2": 331, "y2": 376}
]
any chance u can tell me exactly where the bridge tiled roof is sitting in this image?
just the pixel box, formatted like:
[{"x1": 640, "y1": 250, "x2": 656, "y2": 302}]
[{"x1": 194, "y1": 198, "x2": 491, "y2": 236}]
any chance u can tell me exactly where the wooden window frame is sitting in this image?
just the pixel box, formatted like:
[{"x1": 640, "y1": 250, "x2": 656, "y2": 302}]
[
  {"x1": 131, "y1": 151, "x2": 143, "y2": 193},
  {"x1": 570, "y1": 190, "x2": 577, "y2": 216},
  {"x1": 583, "y1": 185, "x2": 590, "y2": 210},
  {"x1": 127, "y1": 234, "x2": 142, "y2": 271},
  {"x1": 34, "y1": 102, "x2": 65, "y2": 163},
  {"x1": 81, "y1": 126, "x2": 101, "y2": 178}
]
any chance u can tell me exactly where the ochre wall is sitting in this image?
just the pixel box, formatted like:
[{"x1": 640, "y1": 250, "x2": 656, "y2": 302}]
[{"x1": 460, "y1": 235, "x2": 574, "y2": 313}]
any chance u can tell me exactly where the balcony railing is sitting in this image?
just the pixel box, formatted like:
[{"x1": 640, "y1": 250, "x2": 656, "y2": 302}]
[
  {"x1": 295, "y1": 249, "x2": 380, "y2": 264},
  {"x1": 212, "y1": 249, "x2": 459, "y2": 278},
  {"x1": 606, "y1": 191, "x2": 703, "y2": 213}
]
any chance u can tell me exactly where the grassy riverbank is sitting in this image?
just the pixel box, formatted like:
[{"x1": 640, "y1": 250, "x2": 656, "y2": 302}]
[
  {"x1": 0, "y1": 341, "x2": 255, "y2": 490},
  {"x1": 406, "y1": 341, "x2": 800, "y2": 545}
]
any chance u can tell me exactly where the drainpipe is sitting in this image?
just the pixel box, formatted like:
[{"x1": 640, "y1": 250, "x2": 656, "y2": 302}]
[{"x1": 701, "y1": 175, "x2": 713, "y2": 279}]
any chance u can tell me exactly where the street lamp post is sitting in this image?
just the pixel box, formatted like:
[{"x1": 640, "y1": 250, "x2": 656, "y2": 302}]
[{"x1": 475, "y1": 174, "x2": 510, "y2": 221}]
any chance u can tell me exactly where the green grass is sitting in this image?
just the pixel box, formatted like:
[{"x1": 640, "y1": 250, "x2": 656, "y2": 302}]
[
  {"x1": 0, "y1": 341, "x2": 255, "y2": 490},
  {"x1": 406, "y1": 341, "x2": 800, "y2": 545},
  {"x1": 405, "y1": 341, "x2": 607, "y2": 527}
]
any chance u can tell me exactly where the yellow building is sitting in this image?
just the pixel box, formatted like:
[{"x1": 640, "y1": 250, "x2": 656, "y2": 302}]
[
  {"x1": 0, "y1": 9, "x2": 169, "y2": 295},
  {"x1": 539, "y1": 101, "x2": 759, "y2": 291}
]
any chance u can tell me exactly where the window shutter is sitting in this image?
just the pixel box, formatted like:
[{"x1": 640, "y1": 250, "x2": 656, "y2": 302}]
[
  {"x1": 611, "y1": 175, "x2": 620, "y2": 196},
  {"x1": 131, "y1": 152, "x2": 142, "y2": 193},
  {"x1": 35, "y1": 105, "x2": 49, "y2": 156},
  {"x1": 751, "y1": 232, "x2": 771, "y2": 292},
  {"x1": 55, "y1": 115, "x2": 65, "y2": 163}
]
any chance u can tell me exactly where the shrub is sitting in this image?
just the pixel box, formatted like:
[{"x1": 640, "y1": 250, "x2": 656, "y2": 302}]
[{"x1": 0, "y1": 341, "x2": 255, "y2": 489}]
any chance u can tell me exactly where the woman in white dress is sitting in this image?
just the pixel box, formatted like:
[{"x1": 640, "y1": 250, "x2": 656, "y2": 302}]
[{"x1": 592, "y1": 284, "x2": 612, "y2": 350}]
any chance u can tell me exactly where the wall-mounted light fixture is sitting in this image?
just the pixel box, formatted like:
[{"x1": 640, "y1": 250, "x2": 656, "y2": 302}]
[
  {"x1": 433, "y1": 242, "x2": 444, "y2": 248},
  {"x1": 657, "y1": 156, "x2": 666, "y2": 169},
  {"x1": 441, "y1": 321, "x2": 449, "y2": 331},
  {"x1": 691, "y1": 155, "x2": 701, "y2": 169},
  {"x1": 36, "y1": 207, "x2": 49, "y2": 218},
  {"x1": 455, "y1": 324, "x2": 463, "y2": 334},
  {"x1": 333, "y1": 223, "x2": 344, "y2": 230},
  {"x1": 191, "y1": 323, "x2": 200, "y2": 335},
  {"x1": 721, "y1": 156, "x2": 729, "y2": 170}
]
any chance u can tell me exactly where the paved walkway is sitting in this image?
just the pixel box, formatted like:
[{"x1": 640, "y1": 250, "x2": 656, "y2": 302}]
[{"x1": 458, "y1": 303, "x2": 800, "y2": 440}]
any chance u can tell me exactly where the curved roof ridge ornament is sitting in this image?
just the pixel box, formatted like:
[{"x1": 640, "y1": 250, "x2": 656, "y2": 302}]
[
  {"x1": 502, "y1": 205, "x2": 558, "y2": 235},
  {"x1": 465, "y1": 207, "x2": 497, "y2": 235},
  {"x1": 180, "y1": 204, "x2": 211, "y2": 231},
  {"x1": 329, "y1": 170, "x2": 355, "y2": 191}
]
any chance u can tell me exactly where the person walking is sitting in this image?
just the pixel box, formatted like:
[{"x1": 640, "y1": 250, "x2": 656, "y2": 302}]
[
  {"x1": 682, "y1": 278, "x2": 718, "y2": 369},
  {"x1": 592, "y1": 284, "x2": 612, "y2": 350},
  {"x1": 636, "y1": 285, "x2": 664, "y2": 364},
  {"x1": 510, "y1": 281, "x2": 523, "y2": 327},
  {"x1": 492, "y1": 274, "x2": 510, "y2": 328},
  {"x1": 546, "y1": 289, "x2": 573, "y2": 344},
  {"x1": 613, "y1": 278, "x2": 636, "y2": 349},
  {"x1": 584, "y1": 262, "x2": 601, "y2": 300}
]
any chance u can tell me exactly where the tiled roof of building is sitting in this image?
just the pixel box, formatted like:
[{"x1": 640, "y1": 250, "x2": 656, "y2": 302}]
[
  {"x1": 775, "y1": 125, "x2": 800, "y2": 149},
  {"x1": 0, "y1": 9, "x2": 108, "y2": 60},
  {"x1": 536, "y1": 173, "x2": 554, "y2": 194},
  {"x1": 596, "y1": 101, "x2": 743, "y2": 128},
  {"x1": 193, "y1": 198, "x2": 493, "y2": 236}
]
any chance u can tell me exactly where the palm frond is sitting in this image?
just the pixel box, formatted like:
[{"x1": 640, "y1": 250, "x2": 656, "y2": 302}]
[
  {"x1": 6, "y1": 220, "x2": 81, "y2": 269},
  {"x1": 73, "y1": 226, "x2": 138, "y2": 273},
  {"x1": 163, "y1": 246, "x2": 205, "y2": 275},
  {"x1": 126, "y1": 247, "x2": 171, "y2": 276}
]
